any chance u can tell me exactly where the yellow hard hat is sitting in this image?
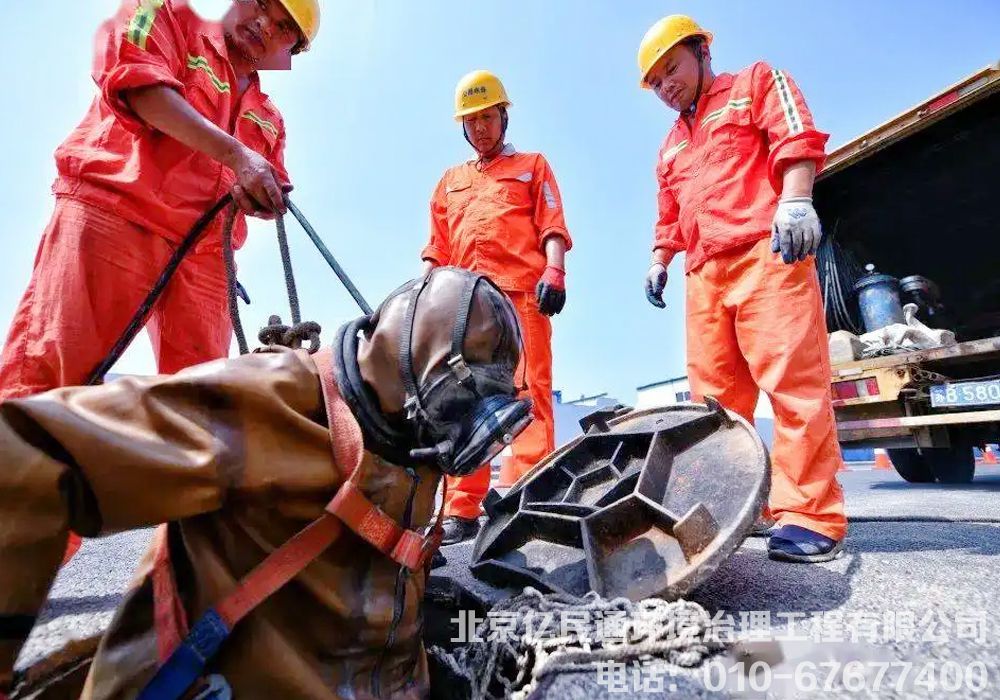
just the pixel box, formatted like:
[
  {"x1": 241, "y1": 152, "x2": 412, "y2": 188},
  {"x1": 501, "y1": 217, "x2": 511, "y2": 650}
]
[
  {"x1": 454, "y1": 70, "x2": 512, "y2": 121},
  {"x1": 277, "y1": 0, "x2": 321, "y2": 52},
  {"x1": 637, "y1": 15, "x2": 713, "y2": 89}
]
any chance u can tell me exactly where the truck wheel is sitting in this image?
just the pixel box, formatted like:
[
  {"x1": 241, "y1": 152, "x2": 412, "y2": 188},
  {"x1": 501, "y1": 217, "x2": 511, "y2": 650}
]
[
  {"x1": 887, "y1": 449, "x2": 935, "y2": 483},
  {"x1": 924, "y1": 446, "x2": 976, "y2": 484}
]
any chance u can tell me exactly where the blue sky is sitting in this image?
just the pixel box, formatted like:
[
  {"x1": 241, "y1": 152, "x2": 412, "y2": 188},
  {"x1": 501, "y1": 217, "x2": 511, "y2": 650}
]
[{"x1": 1, "y1": 1, "x2": 998, "y2": 404}]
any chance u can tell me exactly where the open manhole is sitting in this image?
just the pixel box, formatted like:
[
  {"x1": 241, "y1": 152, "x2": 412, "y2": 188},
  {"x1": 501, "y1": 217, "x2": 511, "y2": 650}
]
[{"x1": 425, "y1": 399, "x2": 770, "y2": 697}]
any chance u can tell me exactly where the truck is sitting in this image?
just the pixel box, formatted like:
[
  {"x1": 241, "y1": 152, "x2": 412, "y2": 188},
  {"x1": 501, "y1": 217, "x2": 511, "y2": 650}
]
[{"x1": 815, "y1": 62, "x2": 1000, "y2": 484}]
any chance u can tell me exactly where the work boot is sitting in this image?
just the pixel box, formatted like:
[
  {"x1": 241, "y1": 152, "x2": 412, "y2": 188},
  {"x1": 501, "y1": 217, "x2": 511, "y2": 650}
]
[
  {"x1": 767, "y1": 525, "x2": 844, "y2": 563},
  {"x1": 441, "y1": 516, "x2": 480, "y2": 546}
]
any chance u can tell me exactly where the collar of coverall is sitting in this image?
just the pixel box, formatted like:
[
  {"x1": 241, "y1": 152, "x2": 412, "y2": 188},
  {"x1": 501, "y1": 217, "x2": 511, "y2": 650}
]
[
  {"x1": 203, "y1": 18, "x2": 230, "y2": 62},
  {"x1": 704, "y1": 72, "x2": 733, "y2": 96},
  {"x1": 468, "y1": 142, "x2": 516, "y2": 164},
  {"x1": 674, "y1": 72, "x2": 734, "y2": 125}
]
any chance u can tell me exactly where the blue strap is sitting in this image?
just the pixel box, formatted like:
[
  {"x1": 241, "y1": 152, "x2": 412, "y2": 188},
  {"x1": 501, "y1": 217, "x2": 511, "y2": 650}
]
[{"x1": 137, "y1": 609, "x2": 231, "y2": 700}]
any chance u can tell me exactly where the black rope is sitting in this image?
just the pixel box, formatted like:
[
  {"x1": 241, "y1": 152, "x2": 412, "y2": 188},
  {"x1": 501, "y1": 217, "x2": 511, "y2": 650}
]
[
  {"x1": 275, "y1": 213, "x2": 301, "y2": 325},
  {"x1": 84, "y1": 194, "x2": 234, "y2": 385},
  {"x1": 222, "y1": 203, "x2": 251, "y2": 356},
  {"x1": 253, "y1": 207, "x2": 320, "y2": 353},
  {"x1": 257, "y1": 315, "x2": 321, "y2": 353},
  {"x1": 286, "y1": 198, "x2": 373, "y2": 315},
  {"x1": 84, "y1": 196, "x2": 370, "y2": 385},
  {"x1": 228, "y1": 209, "x2": 319, "y2": 356}
]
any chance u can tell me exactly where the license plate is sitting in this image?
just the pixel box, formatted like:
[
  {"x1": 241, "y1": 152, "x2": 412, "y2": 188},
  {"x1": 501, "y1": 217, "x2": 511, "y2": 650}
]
[{"x1": 930, "y1": 379, "x2": 1000, "y2": 408}]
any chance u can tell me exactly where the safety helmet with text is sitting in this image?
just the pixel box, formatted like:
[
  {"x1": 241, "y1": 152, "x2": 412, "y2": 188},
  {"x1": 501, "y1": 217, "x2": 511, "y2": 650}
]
[
  {"x1": 454, "y1": 70, "x2": 512, "y2": 121},
  {"x1": 637, "y1": 14, "x2": 713, "y2": 88}
]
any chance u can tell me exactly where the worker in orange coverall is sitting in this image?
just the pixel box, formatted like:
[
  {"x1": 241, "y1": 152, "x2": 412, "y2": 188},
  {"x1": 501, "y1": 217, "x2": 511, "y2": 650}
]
[
  {"x1": 637, "y1": 15, "x2": 847, "y2": 563},
  {"x1": 421, "y1": 70, "x2": 572, "y2": 544},
  {"x1": 0, "y1": 0, "x2": 320, "y2": 561}
]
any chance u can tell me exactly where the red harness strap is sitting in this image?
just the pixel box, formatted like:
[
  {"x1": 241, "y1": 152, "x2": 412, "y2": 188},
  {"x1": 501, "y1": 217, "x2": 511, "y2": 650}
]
[
  {"x1": 151, "y1": 348, "x2": 444, "y2": 658},
  {"x1": 151, "y1": 525, "x2": 189, "y2": 662}
]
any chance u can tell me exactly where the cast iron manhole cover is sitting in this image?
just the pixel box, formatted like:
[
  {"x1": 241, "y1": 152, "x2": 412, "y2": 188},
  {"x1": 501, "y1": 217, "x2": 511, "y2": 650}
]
[{"x1": 469, "y1": 398, "x2": 770, "y2": 601}]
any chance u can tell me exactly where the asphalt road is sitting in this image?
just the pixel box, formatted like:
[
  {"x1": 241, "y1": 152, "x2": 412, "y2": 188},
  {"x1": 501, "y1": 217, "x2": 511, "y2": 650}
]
[{"x1": 16, "y1": 465, "x2": 1000, "y2": 699}]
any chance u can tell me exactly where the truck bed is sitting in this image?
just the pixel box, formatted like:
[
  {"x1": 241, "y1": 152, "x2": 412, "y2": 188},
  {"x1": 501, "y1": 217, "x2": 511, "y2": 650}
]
[
  {"x1": 815, "y1": 62, "x2": 1000, "y2": 341},
  {"x1": 833, "y1": 336, "x2": 1000, "y2": 376}
]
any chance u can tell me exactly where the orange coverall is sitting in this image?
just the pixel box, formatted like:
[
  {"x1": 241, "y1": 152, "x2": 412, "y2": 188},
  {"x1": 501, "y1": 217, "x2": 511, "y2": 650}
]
[
  {"x1": 654, "y1": 62, "x2": 847, "y2": 540},
  {"x1": 422, "y1": 145, "x2": 572, "y2": 518},
  {"x1": 0, "y1": 0, "x2": 289, "y2": 559},
  {"x1": 0, "y1": 0, "x2": 289, "y2": 399}
]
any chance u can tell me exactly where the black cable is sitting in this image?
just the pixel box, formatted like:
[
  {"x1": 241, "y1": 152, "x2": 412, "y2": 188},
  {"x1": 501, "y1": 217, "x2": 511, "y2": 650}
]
[
  {"x1": 84, "y1": 194, "x2": 234, "y2": 385},
  {"x1": 286, "y1": 198, "x2": 373, "y2": 315},
  {"x1": 85, "y1": 195, "x2": 371, "y2": 385},
  {"x1": 275, "y1": 213, "x2": 301, "y2": 325},
  {"x1": 222, "y1": 203, "x2": 250, "y2": 356},
  {"x1": 817, "y1": 225, "x2": 864, "y2": 335}
]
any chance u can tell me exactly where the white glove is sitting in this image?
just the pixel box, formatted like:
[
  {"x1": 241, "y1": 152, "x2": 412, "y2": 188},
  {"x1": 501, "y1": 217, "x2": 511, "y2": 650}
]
[
  {"x1": 771, "y1": 196, "x2": 821, "y2": 264},
  {"x1": 645, "y1": 263, "x2": 668, "y2": 308}
]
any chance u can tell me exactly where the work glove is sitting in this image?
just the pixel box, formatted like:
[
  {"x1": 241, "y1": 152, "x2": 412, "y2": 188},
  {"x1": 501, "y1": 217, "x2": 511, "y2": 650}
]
[
  {"x1": 645, "y1": 263, "x2": 668, "y2": 308},
  {"x1": 771, "y1": 196, "x2": 822, "y2": 264},
  {"x1": 235, "y1": 280, "x2": 251, "y2": 305},
  {"x1": 535, "y1": 266, "x2": 566, "y2": 316}
]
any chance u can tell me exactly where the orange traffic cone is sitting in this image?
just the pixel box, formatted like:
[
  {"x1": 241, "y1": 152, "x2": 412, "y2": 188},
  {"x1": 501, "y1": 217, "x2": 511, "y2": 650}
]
[
  {"x1": 874, "y1": 449, "x2": 893, "y2": 470},
  {"x1": 984, "y1": 445, "x2": 999, "y2": 466}
]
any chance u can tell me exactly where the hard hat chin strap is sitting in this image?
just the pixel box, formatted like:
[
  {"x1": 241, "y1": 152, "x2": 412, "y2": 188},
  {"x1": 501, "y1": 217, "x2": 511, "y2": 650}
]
[
  {"x1": 683, "y1": 40, "x2": 705, "y2": 119},
  {"x1": 464, "y1": 106, "x2": 509, "y2": 164}
]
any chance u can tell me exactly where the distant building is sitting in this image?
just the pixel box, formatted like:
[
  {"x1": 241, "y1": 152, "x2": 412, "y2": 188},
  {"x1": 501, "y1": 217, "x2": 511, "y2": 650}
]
[
  {"x1": 494, "y1": 390, "x2": 624, "y2": 467},
  {"x1": 635, "y1": 376, "x2": 692, "y2": 408},
  {"x1": 635, "y1": 375, "x2": 775, "y2": 449},
  {"x1": 552, "y1": 391, "x2": 624, "y2": 445}
]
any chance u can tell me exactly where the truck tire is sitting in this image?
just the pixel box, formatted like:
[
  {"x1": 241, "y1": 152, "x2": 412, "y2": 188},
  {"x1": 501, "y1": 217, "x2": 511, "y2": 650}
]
[
  {"x1": 887, "y1": 449, "x2": 935, "y2": 483},
  {"x1": 925, "y1": 446, "x2": 976, "y2": 484}
]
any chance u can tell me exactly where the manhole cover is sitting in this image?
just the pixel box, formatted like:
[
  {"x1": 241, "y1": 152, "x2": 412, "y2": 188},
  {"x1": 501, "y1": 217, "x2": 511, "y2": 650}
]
[{"x1": 470, "y1": 398, "x2": 770, "y2": 601}]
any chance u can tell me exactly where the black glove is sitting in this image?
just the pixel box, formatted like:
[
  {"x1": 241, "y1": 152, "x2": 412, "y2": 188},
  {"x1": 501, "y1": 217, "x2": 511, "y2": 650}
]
[
  {"x1": 235, "y1": 280, "x2": 251, "y2": 305},
  {"x1": 536, "y1": 266, "x2": 566, "y2": 316}
]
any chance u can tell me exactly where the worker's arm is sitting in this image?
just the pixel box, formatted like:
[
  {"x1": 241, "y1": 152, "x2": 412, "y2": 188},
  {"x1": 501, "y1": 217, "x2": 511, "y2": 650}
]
[
  {"x1": 532, "y1": 157, "x2": 571, "y2": 315},
  {"x1": 92, "y1": 1, "x2": 284, "y2": 216},
  {"x1": 536, "y1": 234, "x2": 568, "y2": 316},
  {"x1": 646, "y1": 149, "x2": 684, "y2": 308},
  {"x1": 781, "y1": 160, "x2": 816, "y2": 198},
  {"x1": 532, "y1": 157, "x2": 572, "y2": 258},
  {"x1": 421, "y1": 177, "x2": 453, "y2": 274},
  {"x1": 749, "y1": 61, "x2": 828, "y2": 263},
  {"x1": 126, "y1": 86, "x2": 285, "y2": 216},
  {"x1": 543, "y1": 235, "x2": 566, "y2": 269},
  {"x1": 771, "y1": 159, "x2": 821, "y2": 263},
  {"x1": 0, "y1": 351, "x2": 330, "y2": 689},
  {"x1": 750, "y1": 61, "x2": 828, "y2": 194}
]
